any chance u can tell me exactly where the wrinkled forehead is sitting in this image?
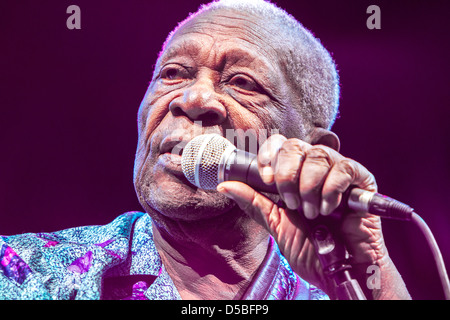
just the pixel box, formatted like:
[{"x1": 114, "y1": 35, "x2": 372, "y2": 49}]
[{"x1": 158, "y1": 7, "x2": 282, "y2": 66}]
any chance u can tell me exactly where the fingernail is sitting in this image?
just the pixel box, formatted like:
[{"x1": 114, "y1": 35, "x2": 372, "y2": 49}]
[
  {"x1": 217, "y1": 185, "x2": 234, "y2": 199},
  {"x1": 320, "y1": 200, "x2": 331, "y2": 216},
  {"x1": 261, "y1": 166, "x2": 274, "y2": 184},
  {"x1": 303, "y1": 201, "x2": 318, "y2": 219},
  {"x1": 283, "y1": 192, "x2": 299, "y2": 210}
]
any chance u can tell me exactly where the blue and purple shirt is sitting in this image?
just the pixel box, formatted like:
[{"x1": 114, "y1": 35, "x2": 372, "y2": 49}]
[{"x1": 0, "y1": 211, "x2": 328, "y2": 300}]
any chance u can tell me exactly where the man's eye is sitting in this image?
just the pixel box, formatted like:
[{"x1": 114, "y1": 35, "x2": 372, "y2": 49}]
[
  {"x1": 229, "y1": 75, "x2": 259, "y2": 92},
  {"x1": 160, "y1": 65, "x2": 189, "y2": 80},
  {"x1": 164, "y1": 68, "x2": 179, "y2": 80}
]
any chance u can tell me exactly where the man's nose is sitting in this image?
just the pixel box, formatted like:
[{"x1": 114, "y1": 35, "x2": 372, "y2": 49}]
[{"x1": 169, "y1": 76, "x2": 227, "y2": 125}]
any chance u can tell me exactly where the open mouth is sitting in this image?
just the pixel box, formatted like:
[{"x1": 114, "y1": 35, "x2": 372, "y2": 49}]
[{"x1": 159, "y1": 137, "x2": 188, "y2": 157}]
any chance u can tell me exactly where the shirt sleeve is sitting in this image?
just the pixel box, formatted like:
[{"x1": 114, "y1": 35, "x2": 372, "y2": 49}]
[{"x1": 0, "y1": 237, "x2": 53, "y2": 299}]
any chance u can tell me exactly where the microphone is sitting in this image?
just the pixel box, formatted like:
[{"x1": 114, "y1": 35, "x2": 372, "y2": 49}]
[{"x1": 181, "y1": 133, "x2": 414, "y2": 221}]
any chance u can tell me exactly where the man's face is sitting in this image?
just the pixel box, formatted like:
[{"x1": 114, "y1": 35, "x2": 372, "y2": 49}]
[{"x1": 133, "y1": 8, "x2": 294, "y2": 222}]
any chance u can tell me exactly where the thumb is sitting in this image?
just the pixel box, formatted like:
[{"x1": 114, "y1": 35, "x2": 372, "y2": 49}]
[{"x1": 217, "y1": 181, "x2": 281, "y2": 232}]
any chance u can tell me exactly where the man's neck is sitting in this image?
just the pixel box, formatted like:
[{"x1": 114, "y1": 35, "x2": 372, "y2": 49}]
[{"x1": 152, "y1": 208, "x2": 270, "y2": 300}]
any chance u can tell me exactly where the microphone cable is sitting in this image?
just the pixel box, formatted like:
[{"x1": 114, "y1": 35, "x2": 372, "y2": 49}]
[{"x1": 411, "y1": 212, "x2": 450, "y2": 300}]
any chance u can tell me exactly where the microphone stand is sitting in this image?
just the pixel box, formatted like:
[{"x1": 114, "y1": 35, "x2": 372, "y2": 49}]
[{"x1": 305, "y1": 212, "x2": 367, "y2": 300}]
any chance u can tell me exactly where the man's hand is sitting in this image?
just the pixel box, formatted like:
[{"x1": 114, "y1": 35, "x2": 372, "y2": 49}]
[{"x1": 217, "y1": 134, "x2": 410, "y2": 299}]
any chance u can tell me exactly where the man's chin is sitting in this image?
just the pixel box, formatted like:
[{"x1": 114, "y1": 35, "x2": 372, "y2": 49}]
[{"x1": 137, "y1": 178, "x2": 235, "y2": 222}]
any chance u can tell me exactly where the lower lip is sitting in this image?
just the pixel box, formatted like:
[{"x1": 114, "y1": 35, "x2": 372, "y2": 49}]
[{"x1": 158, "y1": 153, "x2": 183, "y2": 175}]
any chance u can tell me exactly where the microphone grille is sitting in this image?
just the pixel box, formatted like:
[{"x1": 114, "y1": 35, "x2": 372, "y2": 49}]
[{"x1": 181, "y1": 134, "x2": 234, "y2": 190}]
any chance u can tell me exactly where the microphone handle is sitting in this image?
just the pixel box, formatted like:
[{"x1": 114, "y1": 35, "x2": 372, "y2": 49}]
[{"x1": 221, "y1": 149, "x2": 414, "y2": 221}]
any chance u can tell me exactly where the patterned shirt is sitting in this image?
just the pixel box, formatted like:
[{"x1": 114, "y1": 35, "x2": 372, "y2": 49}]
[{"x1": 0, "y1": 211, "x2": 328, "y2": 300}]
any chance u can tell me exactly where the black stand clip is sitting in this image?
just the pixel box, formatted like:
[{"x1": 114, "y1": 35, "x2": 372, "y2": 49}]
[{"x1": 309, "y1": 216, "x2": 367, "y2": 300}]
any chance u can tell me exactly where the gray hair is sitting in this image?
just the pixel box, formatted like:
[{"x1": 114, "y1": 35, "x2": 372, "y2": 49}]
[{"x1": 161, "y1": 0, "x2": 340, "y2": 134}]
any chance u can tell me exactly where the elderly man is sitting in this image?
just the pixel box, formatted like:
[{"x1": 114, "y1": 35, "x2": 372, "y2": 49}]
[{"x1": 0, "y1": 0, "x2": 410, "y2": 300}]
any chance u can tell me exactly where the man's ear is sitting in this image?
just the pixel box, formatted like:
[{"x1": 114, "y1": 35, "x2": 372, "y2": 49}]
[{"x1": 306, "y1": 127, "x2": 340, "y2": 152}]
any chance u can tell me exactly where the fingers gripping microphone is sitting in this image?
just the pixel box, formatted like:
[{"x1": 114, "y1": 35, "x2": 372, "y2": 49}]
[
  {"x1": 181, "y1": 134, "x2": 450, "y2": 300},
  {"x1": 181, "y1": 134, "x2": 414, "y2": 221},
  {"x1": 181, "y1": 134, "x2": 415, "y2": 300}
]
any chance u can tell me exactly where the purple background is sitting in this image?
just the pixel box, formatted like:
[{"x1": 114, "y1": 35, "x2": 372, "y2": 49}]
[{"x1": 1, "y1": 0, "x2": 449, "y2": 299}]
